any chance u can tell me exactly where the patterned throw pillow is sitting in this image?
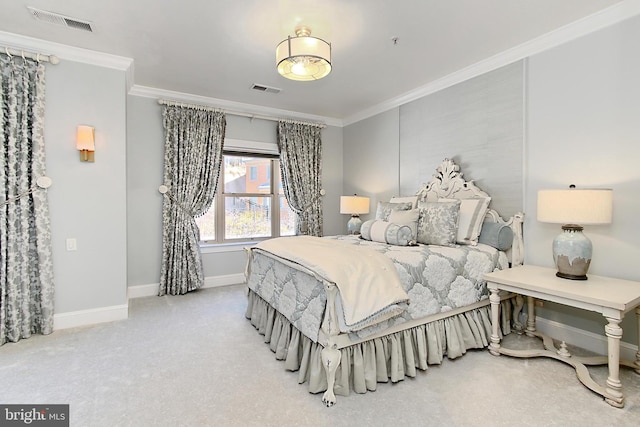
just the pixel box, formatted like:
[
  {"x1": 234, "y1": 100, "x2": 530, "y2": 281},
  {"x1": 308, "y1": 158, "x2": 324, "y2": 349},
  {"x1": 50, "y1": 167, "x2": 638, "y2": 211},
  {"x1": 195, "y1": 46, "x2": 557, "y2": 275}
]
[
  {"x1": 360, "y1": 220, "x2": 413, "y2": 246},
  {"x1": 375, "y1": 201, "x2": 413, "y2": 221},
  {"x1": 416, "y1": 200, "x2": 461, "y2": 246}
]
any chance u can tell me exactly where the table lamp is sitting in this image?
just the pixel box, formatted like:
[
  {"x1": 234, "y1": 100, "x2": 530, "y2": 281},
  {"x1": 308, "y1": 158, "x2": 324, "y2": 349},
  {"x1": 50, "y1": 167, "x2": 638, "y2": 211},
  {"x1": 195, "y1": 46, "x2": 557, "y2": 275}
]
[
  {"x1": 537, "y1": 187, "x2": 612, "y2": 280},
  {"x1": 340, "y1": 195, "x2": 370, "y2": 234}
]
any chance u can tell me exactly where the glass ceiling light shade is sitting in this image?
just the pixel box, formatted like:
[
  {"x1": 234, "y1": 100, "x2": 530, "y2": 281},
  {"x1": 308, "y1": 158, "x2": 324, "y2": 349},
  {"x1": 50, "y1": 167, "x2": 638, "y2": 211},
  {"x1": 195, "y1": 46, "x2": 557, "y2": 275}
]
[{"x1": 276, "y1": 26, "x2": 331, "y2": 81}]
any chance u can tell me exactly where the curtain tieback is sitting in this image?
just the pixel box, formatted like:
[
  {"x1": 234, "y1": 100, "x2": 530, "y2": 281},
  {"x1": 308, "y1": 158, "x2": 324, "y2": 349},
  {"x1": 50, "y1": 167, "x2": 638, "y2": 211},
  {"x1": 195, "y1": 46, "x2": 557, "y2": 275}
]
[
  {"x1": 0, "y1": 176, "x2": 52, "y2": 207},
  {"x1": 158, "y1": 185, "x2": 196, "y2": 217}
]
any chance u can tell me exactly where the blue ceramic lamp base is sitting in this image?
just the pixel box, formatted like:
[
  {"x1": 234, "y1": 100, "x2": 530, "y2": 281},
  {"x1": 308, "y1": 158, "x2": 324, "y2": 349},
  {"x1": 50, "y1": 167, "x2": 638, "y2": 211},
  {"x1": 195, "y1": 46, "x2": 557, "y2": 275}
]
[
  {"x1": 347, "y1": 215, "x2": 363, "y2": 235},
  {"x1": 553, "y1": 224, "x2": 592, "y2": 280}
]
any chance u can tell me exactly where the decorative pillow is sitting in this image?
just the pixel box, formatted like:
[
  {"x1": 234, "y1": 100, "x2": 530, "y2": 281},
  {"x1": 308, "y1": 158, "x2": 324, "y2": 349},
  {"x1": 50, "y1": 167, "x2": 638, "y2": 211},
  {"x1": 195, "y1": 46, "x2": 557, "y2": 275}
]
[
  {"x1": 389, "y1": 195, "x2": 419, "y2": 209},
  {"x1": 441, "y1": 198, "x2": 491, "y2": 245},
  {"x1": 388, "y1": 209, "x2": 419, "y2": 244},
  {"x1": 478, "y1": 221, "x2": 514, "y2": 251},
  {"x1": 375, "y1": 201, "x2": 413, "y2": 221},
  {"x1": 416, "y1": 200, "x2": 461, "y2": 246},
  {"x1": 360, "y1": 220, "x2": 413, "y2": 246}
]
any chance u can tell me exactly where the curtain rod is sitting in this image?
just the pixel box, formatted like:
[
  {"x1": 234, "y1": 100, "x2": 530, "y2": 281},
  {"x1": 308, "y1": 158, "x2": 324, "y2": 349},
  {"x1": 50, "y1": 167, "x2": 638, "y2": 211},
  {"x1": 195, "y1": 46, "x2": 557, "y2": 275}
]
[
  {"x1": 157, "y1": 99, "x2": 325, "y2": 128},
  {"x1": 1, "y1": 46, "x2": 60, "y2": 64}
]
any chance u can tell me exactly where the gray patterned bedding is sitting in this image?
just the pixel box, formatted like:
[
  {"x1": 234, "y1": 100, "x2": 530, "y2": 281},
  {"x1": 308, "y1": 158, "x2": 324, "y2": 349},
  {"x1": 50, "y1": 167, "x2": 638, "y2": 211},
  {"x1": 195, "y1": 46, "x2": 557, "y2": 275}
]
[{"x1": 246, "y1": 234, "x2": 509, "y2": 342}]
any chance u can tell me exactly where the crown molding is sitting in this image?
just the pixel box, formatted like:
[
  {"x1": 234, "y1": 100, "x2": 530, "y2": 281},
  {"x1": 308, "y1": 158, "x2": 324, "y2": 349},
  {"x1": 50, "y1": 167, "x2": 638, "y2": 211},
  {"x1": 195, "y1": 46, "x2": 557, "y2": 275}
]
[
  {"x1": 342, "y1": 0, "x2": 640, "y2": 126},
  {"x1": 0, "y1": 31, "x2": 133, "y2": 70},
  {"x1": 0, "y1": 30, "x2": 134, "y2": 89},
  {"x1": 129, "y1": 85, "x2": 343, "y2": 128}
]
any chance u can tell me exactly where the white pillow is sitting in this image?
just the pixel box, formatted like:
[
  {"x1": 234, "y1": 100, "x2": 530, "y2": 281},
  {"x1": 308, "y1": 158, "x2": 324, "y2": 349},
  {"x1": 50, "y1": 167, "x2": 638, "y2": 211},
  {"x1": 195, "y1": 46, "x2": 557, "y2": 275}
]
[
  {"x1": 388, "y1": 209, "x2": 419, "y2": 244},
  {"x1": 441, "y1": 198, "x2": 491, "y2": 245}
]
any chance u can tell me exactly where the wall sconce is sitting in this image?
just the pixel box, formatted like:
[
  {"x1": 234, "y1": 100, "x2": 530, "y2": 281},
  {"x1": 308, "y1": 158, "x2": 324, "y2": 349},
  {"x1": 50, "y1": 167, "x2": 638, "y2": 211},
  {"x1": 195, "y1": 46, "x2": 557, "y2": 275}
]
[{"x1": 76, "y1": 125, "x2": 95, "y2": 162}]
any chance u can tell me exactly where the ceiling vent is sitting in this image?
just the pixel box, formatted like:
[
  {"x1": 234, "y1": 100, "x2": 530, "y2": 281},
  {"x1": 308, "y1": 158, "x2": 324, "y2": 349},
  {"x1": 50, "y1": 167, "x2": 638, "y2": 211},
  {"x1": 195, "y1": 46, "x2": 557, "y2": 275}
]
[
  {"x1": 28, "y1": 6, "x2": 93, "y2": 32},
  {"x1": 251, "y1": 84, "x2": 281, "y2": 94}
]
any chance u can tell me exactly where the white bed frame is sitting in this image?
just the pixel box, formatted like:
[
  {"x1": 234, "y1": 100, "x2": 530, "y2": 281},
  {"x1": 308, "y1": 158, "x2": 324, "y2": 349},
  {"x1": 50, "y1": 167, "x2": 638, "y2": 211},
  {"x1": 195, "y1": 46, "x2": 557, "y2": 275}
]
[{"x1": 319, "y1": 158, "x2": 525, "y2": 406}]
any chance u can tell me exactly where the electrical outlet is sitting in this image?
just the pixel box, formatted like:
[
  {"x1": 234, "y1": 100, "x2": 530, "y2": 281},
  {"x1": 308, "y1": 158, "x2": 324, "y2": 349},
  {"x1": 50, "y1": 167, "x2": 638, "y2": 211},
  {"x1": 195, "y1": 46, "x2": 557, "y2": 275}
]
[{"x1": 66, "y1": 238, "x2": 77, "y2": 251}]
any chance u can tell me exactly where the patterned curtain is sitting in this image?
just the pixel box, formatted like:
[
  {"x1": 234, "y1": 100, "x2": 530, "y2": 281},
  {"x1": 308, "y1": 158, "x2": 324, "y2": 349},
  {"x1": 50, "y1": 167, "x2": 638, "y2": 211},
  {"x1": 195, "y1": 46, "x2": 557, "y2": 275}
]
[
  {"x1": 159, "y1": 105, "x2": 226, "y2": 295},
  {"x1": 277, "y1": 121, "x2": 323, "y2": 236},
  {"x1": 0, "y1": 54, "x2": 54, "y2": 346}
]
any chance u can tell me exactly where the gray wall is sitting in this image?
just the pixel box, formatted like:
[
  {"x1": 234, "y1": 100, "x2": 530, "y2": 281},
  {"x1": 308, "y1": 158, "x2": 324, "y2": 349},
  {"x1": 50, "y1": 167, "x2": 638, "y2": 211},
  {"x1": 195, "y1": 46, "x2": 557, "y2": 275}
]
[
  {"x1": 342, "y1": 108, "x2": 400, "y2": 229},
  {"x1": 46, "y1": 60, "x2": 128, "y2": 313},
  {"x1": 526, "y1": 15, "x2": 640, "y2": 344},
  {"x1": 344, "y1": 62, "x2": 524, "y2": 222},
  {"x1": 343, "y1": 16, "x2": 639, "y2": 346},
  {"x1": 126, "y1": 96, "x2": 344, "y2": 287},
  {"x1": 126, "y1": 96, "x2": 164, "y2": 287},
  {"x1": 400, "y1": 61, "x2": 524, "y2": 217}
]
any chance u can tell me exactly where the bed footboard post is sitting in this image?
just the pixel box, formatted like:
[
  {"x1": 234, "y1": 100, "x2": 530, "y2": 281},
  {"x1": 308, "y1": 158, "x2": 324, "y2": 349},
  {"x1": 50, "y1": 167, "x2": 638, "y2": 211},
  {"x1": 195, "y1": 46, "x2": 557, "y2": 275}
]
[
  {"x1": 321, "y1": 345, "x2": 341, "y2": 407},
  {"x1": 321, "y1": 282, "x2": 341, "y2": 407}
]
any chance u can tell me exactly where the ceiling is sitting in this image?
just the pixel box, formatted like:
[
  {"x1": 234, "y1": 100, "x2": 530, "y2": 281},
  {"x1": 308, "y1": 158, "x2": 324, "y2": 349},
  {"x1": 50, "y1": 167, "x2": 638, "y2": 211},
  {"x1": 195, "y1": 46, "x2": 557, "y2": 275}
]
[{"x1": 0, "y1": 0, "x2": 623, "y2": 123}]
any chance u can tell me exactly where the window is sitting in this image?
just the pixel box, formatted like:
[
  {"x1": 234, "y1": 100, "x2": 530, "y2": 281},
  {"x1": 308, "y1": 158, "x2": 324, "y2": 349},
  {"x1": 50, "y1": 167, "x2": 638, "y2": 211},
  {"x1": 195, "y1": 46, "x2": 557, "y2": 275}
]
[{"x1": 195, "y1": 153, "x2": 296, "y2": 243}]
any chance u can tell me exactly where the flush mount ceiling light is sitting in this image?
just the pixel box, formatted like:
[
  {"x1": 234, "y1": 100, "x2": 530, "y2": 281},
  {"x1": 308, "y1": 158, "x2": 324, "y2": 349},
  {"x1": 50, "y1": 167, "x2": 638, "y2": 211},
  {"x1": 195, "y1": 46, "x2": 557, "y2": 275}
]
[{"x1": 276, "y1": 26, "x2": 331, "y2": 81}]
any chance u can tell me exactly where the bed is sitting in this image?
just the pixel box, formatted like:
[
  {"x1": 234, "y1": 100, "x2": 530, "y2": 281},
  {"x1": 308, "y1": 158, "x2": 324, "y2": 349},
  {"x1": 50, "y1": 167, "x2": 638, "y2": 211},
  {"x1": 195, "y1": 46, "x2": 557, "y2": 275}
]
[{"x1": 244, "y1": 158, "x2": 525, "y2": 406}]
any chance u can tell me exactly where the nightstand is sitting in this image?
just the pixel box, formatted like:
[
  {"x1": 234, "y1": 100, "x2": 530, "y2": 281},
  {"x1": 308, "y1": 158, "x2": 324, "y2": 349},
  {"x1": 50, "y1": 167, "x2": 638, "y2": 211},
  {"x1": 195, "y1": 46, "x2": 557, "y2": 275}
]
[{"x1": 484, "y1": 265, "x2": 640, "y2": 408}]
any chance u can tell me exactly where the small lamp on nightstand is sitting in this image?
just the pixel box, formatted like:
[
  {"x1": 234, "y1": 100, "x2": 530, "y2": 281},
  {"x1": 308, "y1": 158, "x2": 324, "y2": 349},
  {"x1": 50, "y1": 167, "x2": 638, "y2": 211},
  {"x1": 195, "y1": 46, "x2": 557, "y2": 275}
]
[
  {"x1": 340, "y1": 195, "x2": 370, "y2": 234},
  {"x1": 537, "y1": 186, "x2": 612, "y2": 280}
]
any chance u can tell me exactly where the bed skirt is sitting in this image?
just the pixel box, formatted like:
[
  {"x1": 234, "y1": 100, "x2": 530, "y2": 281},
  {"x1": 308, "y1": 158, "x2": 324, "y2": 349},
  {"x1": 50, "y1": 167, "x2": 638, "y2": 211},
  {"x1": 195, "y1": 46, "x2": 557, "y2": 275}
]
[{"x1": 246, "y1": 289, "x2": 515, "y2": 397}]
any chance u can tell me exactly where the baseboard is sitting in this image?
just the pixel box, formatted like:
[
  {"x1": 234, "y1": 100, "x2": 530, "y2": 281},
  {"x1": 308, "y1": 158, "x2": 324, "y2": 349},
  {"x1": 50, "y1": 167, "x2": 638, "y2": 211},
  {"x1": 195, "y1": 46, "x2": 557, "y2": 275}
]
[
  {"x1": 535, "y1": 316, "x2": 639, "y2": 361},
  {"x1": 127, "y1": 273, "x2": 245, "y2": 299},
  {"x1": 53, "y1": 274, "x2": 245, "y2": 330},
  {"x1": 127, "y1": 283, "x2": 159, "y2": 299},
  {"x1": 54, "y1": 304, "x2": 129, "y2": 330},
  {"x1": 203, "y1": 273, "x2": 245, "y2": 289}
]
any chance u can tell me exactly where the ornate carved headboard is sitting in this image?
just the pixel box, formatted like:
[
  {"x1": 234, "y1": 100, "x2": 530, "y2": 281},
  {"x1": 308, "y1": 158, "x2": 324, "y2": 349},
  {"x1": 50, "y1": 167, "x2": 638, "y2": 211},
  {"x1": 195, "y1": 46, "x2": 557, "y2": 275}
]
[{"x1": 415, "y1": 158, "x2": 524, "y2": 266}]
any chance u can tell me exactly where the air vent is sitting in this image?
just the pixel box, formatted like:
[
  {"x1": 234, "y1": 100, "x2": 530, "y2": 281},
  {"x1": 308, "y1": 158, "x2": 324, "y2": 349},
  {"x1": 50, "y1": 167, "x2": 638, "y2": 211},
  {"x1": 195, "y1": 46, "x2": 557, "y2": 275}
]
[
  {"x1": 251, "y1": 84, "x2": 281, "y2": 94},
  {"x1": 28, "y1": 6, "x2": 93, "y2": 32}
]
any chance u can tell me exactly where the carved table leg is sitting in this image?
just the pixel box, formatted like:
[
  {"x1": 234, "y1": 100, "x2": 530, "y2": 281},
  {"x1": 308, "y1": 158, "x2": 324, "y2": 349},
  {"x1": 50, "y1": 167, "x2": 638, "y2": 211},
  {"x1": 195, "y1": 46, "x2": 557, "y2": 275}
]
[
  {"x1": 321, "y1": 345, "x2": 341, "y2": 407},
  {"x1": 604, "y1": 317, "x2": 624, "y2": 408},
  {"x1": 525, "y1": 296, "x2": 536, "y2": 337},
  {"x1": 635, "y1": 307, "x2": 640, "y2": 375},
  {"x1": 489, "y1": 286, "x2": 502, "y2": 356},
  {"x1": 512, "y1": 294, "x2": 524, "y2": 333}
]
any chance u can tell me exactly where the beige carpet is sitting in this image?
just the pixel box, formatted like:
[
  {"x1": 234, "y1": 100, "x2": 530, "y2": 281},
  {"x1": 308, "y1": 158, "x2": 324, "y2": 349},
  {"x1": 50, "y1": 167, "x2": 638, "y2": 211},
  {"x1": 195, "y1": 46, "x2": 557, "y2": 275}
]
[{"x1": 1, "y1": 284, "x2": 639, "y2": 426}]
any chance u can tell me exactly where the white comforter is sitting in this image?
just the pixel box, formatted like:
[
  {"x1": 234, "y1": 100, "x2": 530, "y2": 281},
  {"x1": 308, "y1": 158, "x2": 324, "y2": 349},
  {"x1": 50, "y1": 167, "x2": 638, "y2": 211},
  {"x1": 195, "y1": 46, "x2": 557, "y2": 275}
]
[{"x1": 255, "y1": 236, "x2": 409, "y2": 332}]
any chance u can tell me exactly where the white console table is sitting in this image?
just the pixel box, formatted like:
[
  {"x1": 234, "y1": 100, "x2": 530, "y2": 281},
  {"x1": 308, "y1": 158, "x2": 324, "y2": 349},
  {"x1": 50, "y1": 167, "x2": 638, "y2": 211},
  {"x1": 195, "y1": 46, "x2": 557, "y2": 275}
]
[{"x1": 484, "y1": 265, "x2": 640, "y2": 408}]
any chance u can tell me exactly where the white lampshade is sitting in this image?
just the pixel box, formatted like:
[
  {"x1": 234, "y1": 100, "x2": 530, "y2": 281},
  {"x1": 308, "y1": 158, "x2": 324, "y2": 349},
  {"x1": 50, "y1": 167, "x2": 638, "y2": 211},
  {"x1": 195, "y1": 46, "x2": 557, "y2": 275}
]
[
  {"x1": 537, "y1": 189, "x2": 612, "y2": 225},
  {"x1": 340, "y1": 196, "x2": 370, "y2": 215},
  {"x1": 76, "y1": 125, "x2": 95, "y2": 151},
  {"x1": 76, "y1": 125, "x2": 95, "y2": 162}
]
